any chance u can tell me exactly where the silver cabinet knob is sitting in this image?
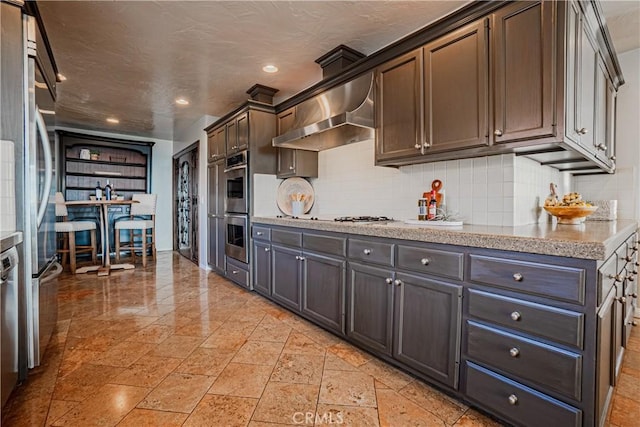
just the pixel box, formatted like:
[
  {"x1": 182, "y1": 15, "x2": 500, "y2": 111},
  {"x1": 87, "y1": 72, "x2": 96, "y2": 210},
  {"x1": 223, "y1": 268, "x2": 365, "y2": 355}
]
[
  {"x1": 578, "y1": 127, "x2": 588, "y2": 135},
  {"x1": 393, "y1": 279, "x2": 402, "y2": 286},
  {"x1": 508, "y1": 394, "x2": 518, "y2": 405},
  {"x1": 295, "y1": 256, "x2": 300, "y2": 260},
  {"x1": 494, "y1": 129, "x2": 503, "y2": 137},
  {"x1": 289, "y1": 166, "x2": 294, "y2": 170},
  {"x1": 385, "y1": 278, "x2": 393, "y2": 285},
  {"x1": 597, "y1": 143, "x2": 607, "y2": 151},
  {"x1": 264, "y1": 247, "x2": 270, "y2": 252},
  {"x1": 363, "y1": 249, "x2": 372, "y2": 255},
  {"x1": 610, "y1": 274, "x2": 624, "y2": 283},
  {"x1": 630, "y1": 293, "x2": 638, "y2": 299},
  {"x1": 256, "y1": 231, "x2": 263, "y2": 236},
  {"x1": 628, "y1": 275, "x2": 635, "y2": 282},
  {"x1": 623, "y1": 255, "x2": 633, "y2": 262},
  {"x1": 414, "y1": 143, "x2": 421, "y2": 150},
  {"x1": 610, "y1": 155, "x2": 616, "y2": 161},
  {"x1": 422, "y1": 142, "x2": 430, "y2": 148},
  {"x1": 231, "y1": 270, "x2": 239, "y2": 275},
  {"x1": 298, "y1": 256, "x2": 305, "y2": 261},
  {"x1": 616, "y1": 296, "x2": 627, "y2": 304},
  {"x1": 509, "y1": 347, "x2": 520, "y2": 358},
  {"x1": 510, "y1": 311, "x2": 521, "y2": 321},
  {"x1": 513, "y1": 273, "x2": 524, "y2": 282},
  {"x1": 420, "y1": 258, "x2": 430, "y2": 266}
]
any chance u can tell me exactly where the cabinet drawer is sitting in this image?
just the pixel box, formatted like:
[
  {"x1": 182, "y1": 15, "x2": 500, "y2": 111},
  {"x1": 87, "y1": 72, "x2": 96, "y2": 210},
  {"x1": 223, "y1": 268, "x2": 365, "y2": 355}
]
[
  {"x1": 271, "y1": 229, "x2": 302, "y2": 247},
  {"x1": 397, "y1": 245, "x2": 463, "y2": 280},
  {"x1": 469, "y1": 255, "x2": 585, "y2": 304},
  {"x1": 303, "y1": 233, "x2": 346, "y2": 257},
  {"x1": 349, "y1": 239, "x2": 394, "y2": 267},
  {"x1": 252, "y1": 225, "x2": 271, "y2": 241},
  {"x1": 466, "y1": 321, "x2": 582, "y2": 400},
  {"x1": 468, "y1": 289, "x2": 584, "y2": 349},
  {"x1": 464, "y1": 362, "x2": 582, "y2": 427},
  {"x1": 226, "y1": 258, "x2": 250, "y2": 289},
  {"x1": 599, "y1": 254, "x2": 618, "y2": 305}
]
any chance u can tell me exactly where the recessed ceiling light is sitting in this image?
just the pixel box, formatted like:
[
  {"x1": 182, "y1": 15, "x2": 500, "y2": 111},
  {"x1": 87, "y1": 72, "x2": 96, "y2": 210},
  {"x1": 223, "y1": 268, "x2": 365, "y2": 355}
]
[
  {"x1": 262, "y1": 64, "x2": 278, "y2": 73},
  {"x1": 57, "y1": 73, "x2": 67, "y2": 81},
  {"x1": 106, "y1": 117, "x2": 119, "y2": 124},
  {"x1": 175, "y1": 98, "x2": 189, "y2": 105}
]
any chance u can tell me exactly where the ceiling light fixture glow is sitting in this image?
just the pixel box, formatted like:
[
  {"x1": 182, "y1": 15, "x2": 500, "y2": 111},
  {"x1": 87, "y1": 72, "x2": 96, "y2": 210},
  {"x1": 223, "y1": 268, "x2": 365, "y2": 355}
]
[
  {"x1": 57, "y1": 73, "x2": 67, "y2": 81},
  {"x1": 106, "y1": 117, "x2": 119, "y2": 124},
  {"x1": 175, "y1": 98, "x2": 189, "y2": 105},
  {"x1": 262, "y1": 64, "x2": 278, "y2": 73}
]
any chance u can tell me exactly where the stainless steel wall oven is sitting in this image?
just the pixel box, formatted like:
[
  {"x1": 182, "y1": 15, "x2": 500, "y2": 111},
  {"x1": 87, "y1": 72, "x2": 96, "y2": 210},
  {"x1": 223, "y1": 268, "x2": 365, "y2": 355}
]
[
  {"x1": 224, "y1": 151, "x2": 248, "y2": 214},
  {"x1": 224, "y1": 214, "x2": 248, "y2": 263}
]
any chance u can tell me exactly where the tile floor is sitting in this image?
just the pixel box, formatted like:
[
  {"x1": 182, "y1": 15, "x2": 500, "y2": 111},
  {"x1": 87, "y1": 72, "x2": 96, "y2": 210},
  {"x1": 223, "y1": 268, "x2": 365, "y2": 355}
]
[{"x1": 2, "y1": 252, "x2": 638, "y2": 426}]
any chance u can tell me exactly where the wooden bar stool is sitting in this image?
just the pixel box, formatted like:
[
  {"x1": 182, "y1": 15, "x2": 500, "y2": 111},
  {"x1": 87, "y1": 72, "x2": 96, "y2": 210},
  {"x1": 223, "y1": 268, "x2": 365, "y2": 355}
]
[
  {"x1": 114, "y1": 194, "x2": 157, "y2": 267},
  {"x1": 54, "y1": 192, "x2": 98, "y2": 273}
]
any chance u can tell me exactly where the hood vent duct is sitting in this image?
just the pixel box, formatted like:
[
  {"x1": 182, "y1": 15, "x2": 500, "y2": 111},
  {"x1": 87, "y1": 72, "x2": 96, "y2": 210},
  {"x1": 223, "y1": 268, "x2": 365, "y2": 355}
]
[{"x1": 272, "y1": 72, "x2": 375, "y2": 151}]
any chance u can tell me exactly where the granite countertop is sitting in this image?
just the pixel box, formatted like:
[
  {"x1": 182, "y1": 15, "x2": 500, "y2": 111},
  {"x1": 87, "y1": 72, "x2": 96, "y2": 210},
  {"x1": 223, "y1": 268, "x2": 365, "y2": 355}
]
[
  {"x1": 252, "y1": 217, "x2": 639, "y2": 260},
  {"x1": 0, "y1": 231, "x2": 23, "y2": 253}
]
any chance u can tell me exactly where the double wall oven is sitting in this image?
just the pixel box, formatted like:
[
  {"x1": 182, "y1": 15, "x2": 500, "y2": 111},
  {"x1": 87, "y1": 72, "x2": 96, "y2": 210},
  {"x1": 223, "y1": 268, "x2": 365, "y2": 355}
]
[{"x1": 224, "y1": 151, "x2": 248, "y2": 264}]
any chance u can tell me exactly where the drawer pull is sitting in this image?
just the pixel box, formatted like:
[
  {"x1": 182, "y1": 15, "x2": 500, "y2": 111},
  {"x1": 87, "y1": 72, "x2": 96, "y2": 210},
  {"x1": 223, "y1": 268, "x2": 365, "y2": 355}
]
[
  {"x1": 298, "y1": 256, "x2": 305, "y2": 261},
  {"x1": 616, "y1": 296, "x2": 627, "y2": 304},
  {"x1": 630, "y1": 293, "x2": 638, "y2": 299},
  {"x1": 385, "y1": 278, "x2": 393, "y2": 285},
  {"x1": 494, "y1": 129, "x2": 503, "y2": 137},
  {"x1": 264, "y1": 247, "x2": 270, "y2": 252},
  {"x1": 510, "y1": 311, "x2": 522, "y2": 321},
  {"x1": 394, "y1": 279, "x2": 403, "y2": 287},
  {"x1": 420, "y1": 258, "x2": 430, "y2": 266},
  {"x1": 609, "y1": 274, "x2": 623, "y2": 283},
  {"x1": 414, "y1": 143, "x2": 421, "y2": 150},
  {"x1": 508, "y1": 394, "x2": 518, "y2": 405},
  {"x1": 256, "y1": 231, "x2": 263, "y2": 236},
  {"x1": 578, "y1": 127, "x2": 588, "y2": 135},
  {"x1": 513, "y1": 273, "x2": 523, "y2": 282},
  {"x1": 628, "y1": 275, "x2": 635, "y2": 282},
  {"x1": 363, "y1": 249, "x2": 372, "y2": 255},
  {"x1": 231, "y1": 270, "x2": 239, "y2": 275},
  {"x1": 623, "y1": 255, "x2": 633, "y2": 262},
  {"x1": 509, "y1": 347, "x2": 520, "y2": 358}
]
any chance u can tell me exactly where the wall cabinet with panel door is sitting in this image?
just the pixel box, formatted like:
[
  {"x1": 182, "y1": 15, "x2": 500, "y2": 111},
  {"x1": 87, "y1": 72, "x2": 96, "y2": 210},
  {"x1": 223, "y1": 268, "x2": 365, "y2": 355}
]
[
  {"x1": 276, "y1": 107, "x2": 318, "y2": 178},
  {"x1": 207, "y1": 159, "x2": 226, "y2": 273},
  {"x1": 206, "y1": 126, "x2": 226, "y2": 163}
]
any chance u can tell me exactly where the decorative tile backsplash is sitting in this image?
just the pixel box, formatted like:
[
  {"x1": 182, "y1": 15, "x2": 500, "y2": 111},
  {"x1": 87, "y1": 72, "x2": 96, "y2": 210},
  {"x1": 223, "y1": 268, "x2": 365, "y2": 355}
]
[
  {"x1": 254, "y1": 140, "x2": 573, "y2": 225},
  {"x1": 0, "y1": 140, "x2": 16, "y2": 232}
]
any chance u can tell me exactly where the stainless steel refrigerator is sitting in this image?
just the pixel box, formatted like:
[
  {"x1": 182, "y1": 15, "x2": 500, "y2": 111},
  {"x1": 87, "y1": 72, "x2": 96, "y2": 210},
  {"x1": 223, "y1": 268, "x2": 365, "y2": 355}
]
[{"x1": 22, "y1": 11, "x2": 62, "y2": 369}]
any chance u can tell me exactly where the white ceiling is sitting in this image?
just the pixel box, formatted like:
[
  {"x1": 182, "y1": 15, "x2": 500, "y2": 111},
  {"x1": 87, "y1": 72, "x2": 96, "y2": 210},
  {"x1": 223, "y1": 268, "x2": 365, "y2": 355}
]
[{"x1": 38, "y1": 1, "x2": 640, "y2": 141}]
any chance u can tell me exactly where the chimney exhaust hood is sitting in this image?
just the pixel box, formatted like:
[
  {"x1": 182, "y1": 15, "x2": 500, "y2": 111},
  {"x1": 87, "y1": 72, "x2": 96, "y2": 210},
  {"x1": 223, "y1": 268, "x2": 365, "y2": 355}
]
[{"x1": 272, "y1": 72, "x2": 375, "y2": 151}]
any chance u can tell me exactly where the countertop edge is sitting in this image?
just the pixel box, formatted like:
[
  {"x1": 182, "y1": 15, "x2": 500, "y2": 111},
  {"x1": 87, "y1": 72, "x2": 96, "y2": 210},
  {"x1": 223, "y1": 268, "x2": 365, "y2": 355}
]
[
  {"x1": 251, "y1": 217, "x2": 639, "y2": 260},
  {"x1": 1, "y1": 231, "x2": 24, "y2": 253}
]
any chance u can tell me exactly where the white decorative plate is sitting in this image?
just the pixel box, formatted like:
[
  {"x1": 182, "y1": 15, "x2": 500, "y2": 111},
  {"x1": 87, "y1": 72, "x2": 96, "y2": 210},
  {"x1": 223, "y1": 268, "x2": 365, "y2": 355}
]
[{"x1": 277, "y1": 178, "x2": 314, "y2": 216}]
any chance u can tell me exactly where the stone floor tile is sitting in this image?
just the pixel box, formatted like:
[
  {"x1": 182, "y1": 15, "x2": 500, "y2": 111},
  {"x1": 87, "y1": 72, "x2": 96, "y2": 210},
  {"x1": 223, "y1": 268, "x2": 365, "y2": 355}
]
[
  {"x1": 359, "y1": 358, "x2": 413, "y2": 390},
  {"x1": 324, "y1": 353, "x2": 359, "y2": 372},
  {"x1": 208, "y1": 362, "x2": 273, "y2": 398},
  {"x1": 282, "y1": 332, "x2": 326, "y2": 356},
  {"x1": 1, "y1": 396, "x2": 51, "y2": 427},
  {"x1": 91, "y1": 340, "x2": 155, "y2": 367},
  {"x1": 252, "y1": 382, "x2": 320, "y2": 425},
  {"x1": 319, "y1": 370, "x2": 377, "y2": 407},
  {"x1": 174, "y1": 347, "x2": 236, "y2": 377},
  {"x1": 270, "y1": 353, "x2": 325, "y2": 385},
  {"x1": 45, "y1": 399, "x2": 78, "y2": 426},
  {"x1": 200, "y1": 330, "x2": 249, "y2": 351},
  {"x1": 614, "y1": 371, "x2": 640, "y2": 402},
  {"x1": 175, "y1": 319, "x2": 224, "y2": 337},
  {"x1": 231, "y1": 340, "x2": 285, "y2": 365},
  {"x1": 52, "y1": 364, "x2": 125, "y2": 402},
  {"x1": 126, "y1": 324, "x2": 174, "y2": 344},
  {"x1": 452, "y1": 409, "x2": 505, "y2": 426},
  {"x1": 137, "y1": 372, "x2": 215, "y2": 413},
  {"x1": 249, "y1": 317, "x2": 293, "y2": 343},
  {"x1": 376, "y1": 388, "x2": 446, "y2": 427},
  {"x1": 112, "y1": 355, "x2": 182, "y2": 388},
  {"x1": 51, "y1": 383, "x2": 149, "y2": 426},
  {"x1": 314, "y1": 404, "x2": 380, "y2": 426},
  {"x1": 399, "y1": 380, "x2": 468, "y2": 425},
  {"x1": 609, "y1": 394, "x2": 640, "y2": 427},
  {"x1": 149, "y1": 335, "x2": 204, "y2": 358},
  {"x1": 118, "y1": 408, "x2": 189, "y2": 427},
  {"x1": 183, "y1": 394, "x2": 258, "y2": 427},
  {"x1": 327, "y1": 342, "x2": 372, "y2": 367}
]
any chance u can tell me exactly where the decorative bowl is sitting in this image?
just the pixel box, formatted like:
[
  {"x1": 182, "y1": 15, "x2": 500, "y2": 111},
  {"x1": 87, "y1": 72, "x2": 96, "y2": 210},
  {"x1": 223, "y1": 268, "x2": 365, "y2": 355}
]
[{"x1": 543, "y1": 205, "x2": 598, "y2": 224}]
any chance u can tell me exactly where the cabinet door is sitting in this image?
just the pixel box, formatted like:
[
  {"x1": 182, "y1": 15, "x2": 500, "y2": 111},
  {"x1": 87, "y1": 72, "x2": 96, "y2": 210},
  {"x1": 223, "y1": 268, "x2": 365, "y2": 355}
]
[
  {"x1": 423, "y1": 19, "x2": 489, "y2": 153},
  {"x1": 596, "y1": 288, "x2": 615, "y2": 426},
  {"x1": 376, "y1": 49, "x2": 423, "y2": 162},
  {"x1": 253, "y1": 240, "x2": 271, "y2": 297},
  {"x1": 215, "y1": 159, "x2": 225, "y2": 216},
  {"x1": 226, "y1": 119, "x2": 238, "y2": 154},
  {"x1": 393, "y1": 273, "x2": 462, "y2": 388},
  {"x1": 277, "y1": 107, "x2": 296, "y2": 134},
  {"x1": 493, "y1": 1, "x2": 555, "y2": 144},
  {"x1": 302, "y1": 252, "x2": 346, "y2": 334},
  {"x1": 277, "y1": 148, "x2": 296, "y2": 177},
  {"x1": 236, "y1": 113, "x2": 249, "y2": 152},
  {"x1": 603, "y1": 79, "x2": 617, "y2": 169},
  {"x1": 214, "y1": 127, "x2": 226, "y2": 159},
  {"x1": 577, "y1": 15, "x2": 598, "y2": 151},
  {"x1": 207, "y1": 132, "x2": 216, "y2": 162},
  {"x1": 271, "y1": 244, "x2": 302, "y2": 311},
  {"x1": 347, "y1": 262, "x2": 394, "y2": 355},
  {"x1": 215, "y1": 217, "x2": 225, "y2": 272},
  {"x1": 614, "y1": 284, "x2": 625, "y2": 378},
  {"x1": 207, "y1": 215, "x2": 216, "y2": 268}
]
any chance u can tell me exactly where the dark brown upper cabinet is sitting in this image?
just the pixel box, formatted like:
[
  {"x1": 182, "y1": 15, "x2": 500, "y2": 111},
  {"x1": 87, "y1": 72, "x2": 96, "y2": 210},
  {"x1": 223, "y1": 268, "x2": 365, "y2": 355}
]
[
  {"x1": 376, "y1": 49, "x2": 423, "y2": 162},
  {"x1": 276, "y1": 107, "x2": 318, "y2": 178},
  {"x1": 492, "y1": 1, "x2": 555, "y2": 145},
  {"x1": 423, "y1": 19, "x2": 489, "y2": 154},
  {"x1": 207, "y1": 126, "x2": 226, "y2": 162}
]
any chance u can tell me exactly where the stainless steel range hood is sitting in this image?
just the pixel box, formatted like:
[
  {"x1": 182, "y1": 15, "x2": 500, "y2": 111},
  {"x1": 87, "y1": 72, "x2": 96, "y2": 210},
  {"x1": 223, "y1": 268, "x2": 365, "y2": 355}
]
[{"x1": 272, "y1": 72, "x2": 375, "y2": 151}]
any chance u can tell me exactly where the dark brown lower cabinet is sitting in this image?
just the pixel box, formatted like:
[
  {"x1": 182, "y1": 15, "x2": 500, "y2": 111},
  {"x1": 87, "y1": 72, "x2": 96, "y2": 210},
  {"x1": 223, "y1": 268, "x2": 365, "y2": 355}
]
[
  {"x1": 271, "y1": 244, "x2": 302, "y2": 311},
  {"x1": 347, "y1": 262, "x2": 394, "y2": 356},
  {"x1": 302, "y1": 253, "x2": 346, "y2": 334},
  {"x1": 252, "y1": 240, "x2": 271, "y2": 297},
  {"x1": 393, "y1": 273, "x2": 462, "y2": 388},
  {"x1": 596, "y1": 287, "x2": 615, "y2": 427}
]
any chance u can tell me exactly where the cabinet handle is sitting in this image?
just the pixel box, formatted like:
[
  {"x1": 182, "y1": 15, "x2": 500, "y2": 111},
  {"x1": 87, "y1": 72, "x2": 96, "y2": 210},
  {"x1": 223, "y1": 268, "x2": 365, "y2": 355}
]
[
  {"x1": 509, "y1": 347, "x2": 520, "y2": 358},
  {"x1": 631, "y1": 320, "x2": 639, "y2": 326},
  {"x1": 635, "y1": 261, "x2": 640, "y2": 267},
  {"x1": 256, "y1": 231, "x2": 263, "y2": 236},
  {"x1": 494, "y1": 129, "x2": 503, "y2": 137},
  {"x1": 623, "y1": 255, "x2": 633, "y2": 262},
  {"x1": 414, "y1": 143, "x2": 421, "y2": 150},
  {"x1": 231, "y1": 270, "x2": 239, "y2": 275},
  {"x1": 363, "y1": 249, "x2": 372, "y2": 255},
  {"x1": 510, "y1": 311, "x2": 521, "y2": 321},
  {"x1": 610, "y1": 274, "x2": 624, "y2": 283},
  {"x1": 616, "y1": 296, "x2": 627, "y2": 304},
  {"x1": 385, "y1": 278, "x2": 393, "y2": 285},
  {"x1": 628, "y1": 275, "x2": 635, "y2": 282},
  {"x1": 628, "y1": 293, "x2": 637, "y2": 299},
  {"x1": 597, "y1": 143, "x2": 607, "y2": 151},
  {"x1": 578, "y1": 127, "x2": 588, "y2": 135},
  {"x1": 393, "y1": 279, "x2": 402, "y2": 286},
  {"x1": 295, "y1": 256, "x2": 300, "y2": 260},
  {"x1": 422, "y1": 142, "x2": 430, "y2": 149},
  {"x1": 264, "y1": 247, "x2": 270, "y2": 252},
  {"x1": 513, "y1": 273, "x2": 523, "y2": 282},
  {"x1": 420, "y1": 258, "x2": 430, "y2": 266},
  {"x1": 289, "y1": 166, "x2": 294, "y2": 170},
  {"x1": 298, "y1": 256, "x2": 305, "y2": 261},
  {"x1": 609, "y1": 155, "x2": 616, "y2": 161},
  {"x1": 632, "y1": 244, "x2": 638, "y2": 252},
  {"x1": 508, "y1": 394, "x2": 518, "y2": 405}
]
